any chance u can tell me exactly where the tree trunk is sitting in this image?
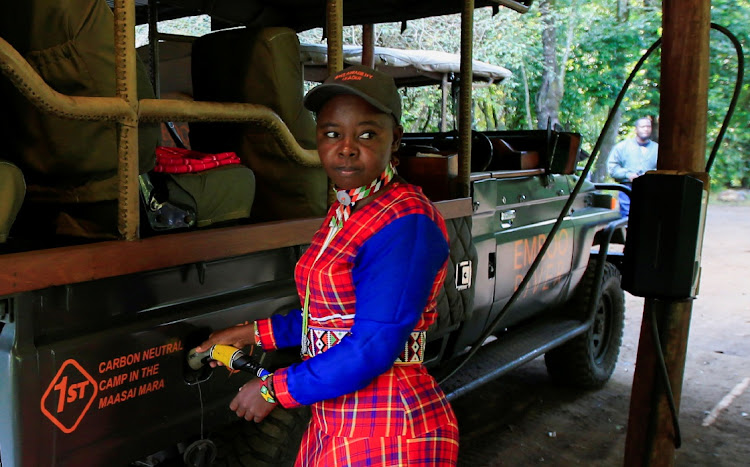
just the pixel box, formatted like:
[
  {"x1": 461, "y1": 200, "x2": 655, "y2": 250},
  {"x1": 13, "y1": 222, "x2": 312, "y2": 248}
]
[
  {"x1": 595, "y1": 107, "x2": 622, "y2": 182},
  {"x1": 420, "y1": 106, "x2": 433, "y2": 133},
  {"x1": 618, "y1": 0, "x2": 630, "y2": 22},
  {"x1": 479, "y1": 99, "x2": 495, "y2": 130},
  {"x1": 535, "y1": 0, "x2": 562, "y2": 130},
  {"x1": 520, "y1": 59, "x2": 533, "y2": 130}
]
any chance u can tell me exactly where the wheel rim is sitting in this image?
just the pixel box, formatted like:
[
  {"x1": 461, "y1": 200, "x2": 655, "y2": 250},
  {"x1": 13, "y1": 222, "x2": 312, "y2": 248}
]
[{"x1": 590, "y1": 292, "x2": 613, "y2": 363}]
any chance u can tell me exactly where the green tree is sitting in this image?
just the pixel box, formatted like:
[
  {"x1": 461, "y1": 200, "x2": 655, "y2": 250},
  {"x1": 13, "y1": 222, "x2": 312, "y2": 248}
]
[{"x1": 706, "y1": 0, "x2": 749, "y2": 189}]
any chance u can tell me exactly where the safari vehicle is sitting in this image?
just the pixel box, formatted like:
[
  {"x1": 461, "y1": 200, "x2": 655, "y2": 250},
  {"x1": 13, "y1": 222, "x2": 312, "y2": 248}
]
[{"x1": 0, "y1": 0, "x2": 627, "y2": 465}]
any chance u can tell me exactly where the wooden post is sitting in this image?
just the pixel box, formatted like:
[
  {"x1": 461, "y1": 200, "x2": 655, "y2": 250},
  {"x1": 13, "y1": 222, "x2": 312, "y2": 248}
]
[{"x1": 624, "y1": 0, "x2": 711, "y2": 465}]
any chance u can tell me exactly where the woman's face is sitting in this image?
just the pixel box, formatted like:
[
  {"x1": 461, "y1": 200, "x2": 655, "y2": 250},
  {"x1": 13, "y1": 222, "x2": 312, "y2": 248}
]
[{"x1": 316, "y1": 94, "x2": 403, "y2": 190}]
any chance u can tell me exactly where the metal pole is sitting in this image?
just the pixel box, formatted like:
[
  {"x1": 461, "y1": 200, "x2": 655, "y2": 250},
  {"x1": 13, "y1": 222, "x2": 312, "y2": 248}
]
[
  {"x1": 112, "y1": 0, "x2": 140, "y2": 241},
  {"x1": 148, "y1": 0, "x2": 161, "y2": 98},
  {"x1": 440, "y1": 73, "x2": 449, "y2": 132},
  {"x1": 362, "y1": 24, "x2": 375, "y2": 68},
  {"x1": 624, "y1": 0, "x2": 711, "y2": 465},
  {"x1": 457, "y1": 0, "x2": 474, "y2": 199}
]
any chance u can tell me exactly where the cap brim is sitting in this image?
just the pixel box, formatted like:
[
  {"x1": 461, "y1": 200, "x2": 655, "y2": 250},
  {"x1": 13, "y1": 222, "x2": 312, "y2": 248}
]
[{"x1": 304, "y1": 83, "x2": 393, "y2": 117}]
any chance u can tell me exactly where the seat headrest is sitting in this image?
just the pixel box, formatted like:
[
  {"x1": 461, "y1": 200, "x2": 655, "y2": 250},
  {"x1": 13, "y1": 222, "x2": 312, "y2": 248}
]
[{"x1": 191, "y1": 27, "x2": 316, "y2": 149}]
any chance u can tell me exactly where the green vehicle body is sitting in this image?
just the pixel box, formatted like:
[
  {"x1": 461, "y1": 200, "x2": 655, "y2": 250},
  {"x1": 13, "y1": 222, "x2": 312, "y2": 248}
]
[{"x1": 0, "y1": 1, "x2": 627, "y2": 465}]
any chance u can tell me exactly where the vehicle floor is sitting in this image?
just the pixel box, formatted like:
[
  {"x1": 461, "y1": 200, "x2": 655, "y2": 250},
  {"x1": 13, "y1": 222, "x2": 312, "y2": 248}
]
[{"x1": 452, "y1": 203, "x2": 750, "y2": 466}]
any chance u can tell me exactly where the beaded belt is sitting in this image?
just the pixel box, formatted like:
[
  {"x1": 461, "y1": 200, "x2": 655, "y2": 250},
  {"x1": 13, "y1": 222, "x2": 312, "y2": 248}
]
[{"x1": 303, "y1": 327, "x2": 426, "y2": 364}]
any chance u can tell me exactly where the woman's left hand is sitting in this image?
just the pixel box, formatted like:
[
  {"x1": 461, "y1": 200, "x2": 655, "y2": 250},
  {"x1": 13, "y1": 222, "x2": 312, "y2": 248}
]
[{"x1": 230, "y1": 379, "x2": 277, "y2": 423}]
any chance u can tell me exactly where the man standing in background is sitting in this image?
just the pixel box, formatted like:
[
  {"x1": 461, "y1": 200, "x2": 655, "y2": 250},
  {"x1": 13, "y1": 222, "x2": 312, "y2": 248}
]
[{"x1": 607, "y1": 117, "x2": 659, "y2": 217}]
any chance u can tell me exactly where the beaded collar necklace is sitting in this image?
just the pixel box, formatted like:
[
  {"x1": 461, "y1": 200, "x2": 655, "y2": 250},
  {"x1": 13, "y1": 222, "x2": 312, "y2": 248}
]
[{"x1": 331, "y1": 162, "x2": 396, "y2": 229}]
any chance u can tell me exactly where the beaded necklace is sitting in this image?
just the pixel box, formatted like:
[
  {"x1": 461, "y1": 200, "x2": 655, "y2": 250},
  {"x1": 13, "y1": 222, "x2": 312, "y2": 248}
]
[{"x1": 332, "y1": 162, "x2": 396, "y2": 229}]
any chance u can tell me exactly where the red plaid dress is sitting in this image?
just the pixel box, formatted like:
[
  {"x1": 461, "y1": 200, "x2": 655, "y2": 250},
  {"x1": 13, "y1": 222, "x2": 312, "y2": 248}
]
[{"x1": 256, "y1": 182, "x2": 458, "y2": 466}]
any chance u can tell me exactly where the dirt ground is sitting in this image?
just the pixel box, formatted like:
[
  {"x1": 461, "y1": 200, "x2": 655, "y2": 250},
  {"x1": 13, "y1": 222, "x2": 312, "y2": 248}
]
[{"x1": 452, "y1": 203, "x2": 750, "y2": 466}]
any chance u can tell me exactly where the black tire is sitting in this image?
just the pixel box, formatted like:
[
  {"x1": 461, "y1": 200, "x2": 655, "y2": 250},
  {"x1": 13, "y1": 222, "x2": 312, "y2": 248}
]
[
  {"x1": 211, "y1": 406, "x2": 310, "y2": 467},
  {"x1": 544, "y1": 260, "x2": 625, "y2": 388}
]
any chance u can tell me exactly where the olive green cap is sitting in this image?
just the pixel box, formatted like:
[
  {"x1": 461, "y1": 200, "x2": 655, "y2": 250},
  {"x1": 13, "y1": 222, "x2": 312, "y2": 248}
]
[{"x1": 304, "y1": 65, "x2": 401, "y2": 123}]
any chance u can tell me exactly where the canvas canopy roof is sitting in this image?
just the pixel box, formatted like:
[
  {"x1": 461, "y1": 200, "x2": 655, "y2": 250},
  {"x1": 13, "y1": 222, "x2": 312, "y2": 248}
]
[
  {"x1": 300, "y1": 44, "x2": 512, "y2": 87},
  {"x1": 125, "y1": 0, "x2": 533, "y2": 31},
  {"x1": 137, "y1": 40, "x2": 512, "y2": 98}
]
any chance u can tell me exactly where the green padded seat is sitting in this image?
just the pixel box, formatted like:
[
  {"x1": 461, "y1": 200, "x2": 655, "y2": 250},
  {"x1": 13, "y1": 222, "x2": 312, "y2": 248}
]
[
  {"x1": 0, "y1": 160, "x2": 25, "y2": 243},
  {"x1": 190, "y1": 27, "x2": 327, "y2": 223},
  {"x1": 158, "y1": 166, "x2": 255, "y2": 229}
]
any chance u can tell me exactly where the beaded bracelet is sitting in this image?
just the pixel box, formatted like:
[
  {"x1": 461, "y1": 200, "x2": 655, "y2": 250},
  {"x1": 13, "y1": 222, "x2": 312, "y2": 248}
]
[
  {"x1": 259, "y1": 374, "x2": 277, "y2": 404},
  {"x1": 253, "y1": 321, "x2": 263, "y2": 349}
]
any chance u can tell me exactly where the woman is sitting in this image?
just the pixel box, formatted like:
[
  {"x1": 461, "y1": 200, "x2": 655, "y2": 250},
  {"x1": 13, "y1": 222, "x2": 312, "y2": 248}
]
[{"x1": 196, "y1": 65, "x2": 459, "y2": 466}]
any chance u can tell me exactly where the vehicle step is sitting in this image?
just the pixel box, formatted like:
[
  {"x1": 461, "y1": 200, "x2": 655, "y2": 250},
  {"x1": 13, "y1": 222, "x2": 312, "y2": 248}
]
[{"x1": 437, "y1": 318, "x2": 590, "y2": 401}]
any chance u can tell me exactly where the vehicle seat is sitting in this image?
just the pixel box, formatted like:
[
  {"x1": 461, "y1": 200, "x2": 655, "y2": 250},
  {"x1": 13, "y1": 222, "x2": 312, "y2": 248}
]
[
  {"x1": 0, "y1": 0, "x2": 254, "y2": 240},
  {"x1": 189, "y1": 27, "x2": 327, "y2": 223},
  {"x1": 137, "y1": 40, "x2": 256, "y2": 232},
  {"x1": 487, "y1": 138, "x2": 540, "y2": 171},
  {"x1": 0, "y1": 0, "x2": 159, "y2": 239},
  {"x1": 0, "y1": 160, "x2": 25, "y2": 243},
  {"x1": 394, "y1": 145, "x2": 458, "y2": 201}
]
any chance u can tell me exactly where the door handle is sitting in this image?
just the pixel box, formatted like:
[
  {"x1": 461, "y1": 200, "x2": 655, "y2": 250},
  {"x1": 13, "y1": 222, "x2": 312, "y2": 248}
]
[{"x1": 501, "y1": 209, "x2": 516, "y2": 228}]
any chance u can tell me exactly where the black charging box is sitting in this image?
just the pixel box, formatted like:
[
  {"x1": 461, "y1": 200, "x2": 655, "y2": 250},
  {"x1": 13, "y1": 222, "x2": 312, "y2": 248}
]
[{"x1": 621, "y1": 173, "x2": 706, "y2": 299}]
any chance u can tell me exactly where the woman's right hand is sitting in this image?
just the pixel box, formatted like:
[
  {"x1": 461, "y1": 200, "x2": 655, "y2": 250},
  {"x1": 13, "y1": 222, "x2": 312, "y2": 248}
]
[{"x1": 194, "y1": 323, "x2": 256, "y2": 361}]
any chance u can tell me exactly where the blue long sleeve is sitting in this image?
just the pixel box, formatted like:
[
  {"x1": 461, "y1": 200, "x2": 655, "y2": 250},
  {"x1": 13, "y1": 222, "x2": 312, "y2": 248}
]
[{"x1": 268, "y1": 308, "x2": 303, "y2": 348}]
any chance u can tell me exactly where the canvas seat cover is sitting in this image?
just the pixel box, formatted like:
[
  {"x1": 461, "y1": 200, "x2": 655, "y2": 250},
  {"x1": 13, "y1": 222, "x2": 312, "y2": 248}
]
[
  {"x1": 190, "y1": 27, "x2": 327, "y2": 223},
  {"x1": 0, "y1": 0, "x2": 158, "y2": 193},
  {"x1": 0, "y1": 0, "x2": 157, "y2": 238}
]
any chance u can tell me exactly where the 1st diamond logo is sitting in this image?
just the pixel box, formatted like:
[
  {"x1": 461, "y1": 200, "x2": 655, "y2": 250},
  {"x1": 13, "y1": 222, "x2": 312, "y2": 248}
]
[{"x1": 40, "y1": 359, "x2": 99, "y2": 433}]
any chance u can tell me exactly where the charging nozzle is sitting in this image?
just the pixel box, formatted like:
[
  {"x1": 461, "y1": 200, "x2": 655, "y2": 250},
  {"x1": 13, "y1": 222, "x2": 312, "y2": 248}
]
[
  {"x1": 186, "y1": 344, "x2": 269, "y2": 378},
  {"x1": 187, "y1": 347, "x2": 213, "y2": 370}
]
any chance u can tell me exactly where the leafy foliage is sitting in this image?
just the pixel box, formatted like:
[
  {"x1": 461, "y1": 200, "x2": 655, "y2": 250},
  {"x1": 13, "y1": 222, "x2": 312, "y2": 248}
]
[{"x1": 706, "y1": 0, "x2": 750, "y2": 188}]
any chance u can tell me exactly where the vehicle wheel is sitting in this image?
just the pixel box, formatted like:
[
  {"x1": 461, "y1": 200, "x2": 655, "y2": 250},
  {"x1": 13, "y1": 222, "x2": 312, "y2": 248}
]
[
  {"x1": 544, "y1": 260, "x2": 625, "y2": 388},
  {"x1": 211, "y1": 405, "x2": 310, "y2": 467}
]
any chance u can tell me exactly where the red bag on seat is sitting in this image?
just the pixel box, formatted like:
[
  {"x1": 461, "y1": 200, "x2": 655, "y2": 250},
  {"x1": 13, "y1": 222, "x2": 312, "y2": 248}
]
[{"x1": 154, "y1": 146, "x2": 241, "y2": 174}]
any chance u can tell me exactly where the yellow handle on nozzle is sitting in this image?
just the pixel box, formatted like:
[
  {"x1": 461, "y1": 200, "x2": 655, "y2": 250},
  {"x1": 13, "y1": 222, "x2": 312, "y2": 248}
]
[
  {"x1": 209, "y1": 344, "x2": 243, "y2": 367},
  {"x1": 186, "y1": 344, "x2": 242, "y2": 370}
]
